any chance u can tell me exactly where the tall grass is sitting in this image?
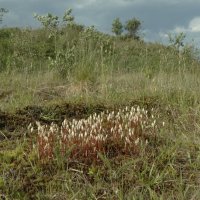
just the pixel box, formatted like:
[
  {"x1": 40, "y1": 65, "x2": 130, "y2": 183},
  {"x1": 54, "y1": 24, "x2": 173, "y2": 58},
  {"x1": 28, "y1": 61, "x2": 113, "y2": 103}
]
[
  {"x1": 0, "y1": 66, "x2": 199, "y2": 112},
  {"x1": 0, "y1": 25, "x2": 200, "y2": 112}
]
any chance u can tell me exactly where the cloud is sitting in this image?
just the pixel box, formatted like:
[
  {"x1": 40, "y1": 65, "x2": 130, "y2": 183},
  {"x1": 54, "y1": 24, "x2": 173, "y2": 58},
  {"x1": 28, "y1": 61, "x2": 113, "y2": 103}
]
[
  {"x1": 138, "y1": 0, "x2": 200, "y2": 3},
  {"x1": 72, "y1": 0, "x2": 199, "y2": 10},
  {"x1": 173, "y1": 26, "x2": 186, "y2": 33},
  {"x1": 1, "y1": 0, "x2": 200, "y2": 47},
  {"x1": 189, "y1": 17, "x2": 200, "y2": 32},
  {"x1": 169, "y1": 17, "x2": 200, "y2": 34},
  {"x1": 73, "y1": 0, "x2": 97, "y2": 9},
  {"x1": 158, "y1": 17, "x2": 200, "y2": 47},
  {"x1": 73, "y1": 0, "x2": 134, "y2": 9},
  {"x1": 158, "y1": 32, "x2": 168, "y2": 39}
]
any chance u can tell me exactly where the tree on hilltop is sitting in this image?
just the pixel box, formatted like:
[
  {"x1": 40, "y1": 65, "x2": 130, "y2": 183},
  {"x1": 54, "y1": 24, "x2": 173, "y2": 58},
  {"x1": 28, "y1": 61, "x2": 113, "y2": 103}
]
[
  {"x1": 63, "y1": 8, "x2": 74, "y2": 26},
  {"x1": 124, "y1": 18, "x2": 141, "y2": 40},
  {"x1": 112, "y1": 17, "x2": 123, "y2": 36},
  {"x1": 0, "y1": 8, "x2": 9, "y2": 24}
]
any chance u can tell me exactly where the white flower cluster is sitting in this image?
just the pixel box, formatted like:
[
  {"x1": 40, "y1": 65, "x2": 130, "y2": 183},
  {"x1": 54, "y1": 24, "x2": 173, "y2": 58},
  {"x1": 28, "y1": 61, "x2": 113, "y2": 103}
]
[{"x1": 31, "y1": 106, "x2": 158, "y2": 163}]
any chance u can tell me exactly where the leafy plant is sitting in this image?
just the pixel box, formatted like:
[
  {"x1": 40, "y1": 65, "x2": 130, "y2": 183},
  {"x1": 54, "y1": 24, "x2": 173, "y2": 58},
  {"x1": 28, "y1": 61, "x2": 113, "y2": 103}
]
[
  {"x1": 0, "y1": 8, "x2": 8, "y2": 24},
  {"x1": 62, "y1": 8, "x2": 74, "y2": 26},
  {"x1": 124, "y1": 18, "x2": 141, "y2": 40},
  {"x1": 168, "y1": 32, "x2": 186, "y2": 51},
  {"x1": 112, "y1": 17, "x2": 123, "y2": 36}
]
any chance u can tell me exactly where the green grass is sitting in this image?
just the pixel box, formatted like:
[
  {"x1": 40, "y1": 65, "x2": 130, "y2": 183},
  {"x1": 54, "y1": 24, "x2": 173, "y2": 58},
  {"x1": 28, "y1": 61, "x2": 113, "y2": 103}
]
[
  {"x1": 0, "y1": 69, "x2": 199, "y2": 112},
  {"x1": 0, "y1": 24, "x2": 200, "y2": 199}
]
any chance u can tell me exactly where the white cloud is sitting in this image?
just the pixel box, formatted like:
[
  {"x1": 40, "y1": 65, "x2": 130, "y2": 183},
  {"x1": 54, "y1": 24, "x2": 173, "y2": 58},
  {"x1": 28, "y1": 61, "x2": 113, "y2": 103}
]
[
  {"x1": 171, "y1": 17, "x2": 200, "y2": 34},
  {"x1": 173, "y1": 26, "x2": 187, "y2": 33},
  {"x1": 123, "y1": 0, "x2": 200, "y2": 5},
  {"x1": 189, "y1": 17, "x2": 200, "y2": 32},
  {"x1": 74, "y1": 0, "x2": 97, "y2": 9},
  {"x1": 159, "y1": 32, "x2": 168, "y2": 39},
  {"x1": 73, "y1": 0, "x2": 138, "y2": 9},
  {"x1": 1, "y1": 0, "x2": 200, "y2": 47},
  {"x1": 158, "y1": 16, "x2": 200, "y2": 36},
  {"x1": 158, "y1": 17, "x2": 200, "y2": 47}
]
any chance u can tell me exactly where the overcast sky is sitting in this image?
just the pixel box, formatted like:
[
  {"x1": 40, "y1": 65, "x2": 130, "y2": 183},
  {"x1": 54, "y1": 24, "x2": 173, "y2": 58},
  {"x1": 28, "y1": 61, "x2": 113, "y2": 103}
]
[{"x1": 1, "y1": 0, "x2": 200, "y2": 46}]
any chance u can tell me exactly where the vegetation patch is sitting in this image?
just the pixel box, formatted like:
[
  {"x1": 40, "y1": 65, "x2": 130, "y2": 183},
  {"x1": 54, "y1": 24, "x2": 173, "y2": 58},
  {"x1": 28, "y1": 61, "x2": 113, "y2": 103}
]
[{"x1": 0, "y1": 7, "x2": 200, "y2": 199}]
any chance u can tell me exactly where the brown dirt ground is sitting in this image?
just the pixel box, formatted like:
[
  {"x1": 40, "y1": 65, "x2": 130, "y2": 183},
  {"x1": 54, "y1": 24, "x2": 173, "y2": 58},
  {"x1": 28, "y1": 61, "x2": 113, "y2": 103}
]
[{"x1": 0, "y1": 97, "x2": 161, "y2": 139}]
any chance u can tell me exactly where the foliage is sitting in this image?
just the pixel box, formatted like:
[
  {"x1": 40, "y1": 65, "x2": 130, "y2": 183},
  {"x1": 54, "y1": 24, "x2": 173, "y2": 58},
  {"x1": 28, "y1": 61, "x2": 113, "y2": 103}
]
[
  {"x1": 0, "y1": 8, "x2": 8, "y2": 24},
  {"x1": 34, "y1": 13, "x2": 59, "y2": 29},
  {"x1": 0, "y1": 9, "x2": 197, "y2": 76},
  {"x1": 168, "y1": 32, "x2": 186, "y2": 51},
  {"x1": 1, "y1": 101, "x2": 200, "y2": 199},
  {"x1": 0, "y1": 7, "x2": 200, "y2": 200},
  {"x1": 124, "y1": 17, "x2": 141, "y2": 40},
  {"x1": 34, "y1": 8, "x2": 75, "y2": 29},
  {"x1": 62, "y1": 8, "x2": 74, "y2": 26},
  {"x1": 112, "y1": 17, "x2": 123, "y2": 36}
]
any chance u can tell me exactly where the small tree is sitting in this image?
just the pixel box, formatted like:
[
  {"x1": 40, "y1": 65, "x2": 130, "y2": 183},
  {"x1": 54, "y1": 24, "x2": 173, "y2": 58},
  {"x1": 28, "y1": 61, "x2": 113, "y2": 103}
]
[
  {"x1": 33, "y1": 12, "x2": 60, "y2": 60},
  {"x1": 0, "y1": 8, "x2": 8, "y2": 24},
  {"x1": 63, "y1": 8, "x2": 74, "y2": 26},
  {"x1": 168, "y1": 32, "x2": 186, "y2": 51},
  {"x1": 33, "y1": 13, "x2": 59, "y2": 29},
  {"x1": 112, "y1": 17, "x2": 123, "y2": 36},
  {"x1": 124, "y1": 18, "x2": 141, "y2": 40}
]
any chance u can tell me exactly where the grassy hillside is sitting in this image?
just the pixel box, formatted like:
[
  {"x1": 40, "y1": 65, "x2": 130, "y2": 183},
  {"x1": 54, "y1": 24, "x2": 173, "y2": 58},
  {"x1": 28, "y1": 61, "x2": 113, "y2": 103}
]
[
  {"x1": 0, "y1": 24, "x2": 200, "y2": 199},
  {"x1": 0, "y1": 26, "x2": 199, "y2": 111}
]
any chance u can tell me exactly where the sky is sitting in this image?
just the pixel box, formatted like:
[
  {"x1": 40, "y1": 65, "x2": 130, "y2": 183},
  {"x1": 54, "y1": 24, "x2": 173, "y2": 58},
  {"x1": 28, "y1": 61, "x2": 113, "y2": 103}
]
[{"x1": 1, "y1": 0, "x2": 200, "y2": 46}]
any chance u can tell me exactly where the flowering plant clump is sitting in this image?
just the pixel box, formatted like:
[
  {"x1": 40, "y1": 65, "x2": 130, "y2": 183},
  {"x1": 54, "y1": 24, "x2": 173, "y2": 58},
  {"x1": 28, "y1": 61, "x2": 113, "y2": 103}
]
[
  {"x1": 35, "y1": 121, "x2": 58, "y2": 162},
  {"x1": 30, "y1": 106, "x2": 158, "y2": 164}
]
